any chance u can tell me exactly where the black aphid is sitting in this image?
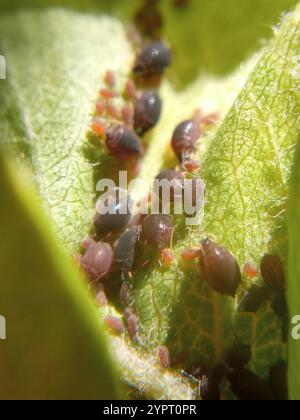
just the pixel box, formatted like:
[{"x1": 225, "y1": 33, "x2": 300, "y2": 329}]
[
  {"x1": 105, "y1": 124, "x2": 143, "y2": 161},
  {"x1": 133, "y1": 41, "x2": 172, "y2": 79},
  {"x1": 115, "y1": 227, "x2": 140, "y2": 279},
  {"x1": 134, "y1": 91, "x2": 162, "y2": 135},
  {"x1": 260, "y1": 254, "x2": 285, "y2": 291},
  {"x1": 238, "y1": 284, "x2": 270, "y2": 313}
]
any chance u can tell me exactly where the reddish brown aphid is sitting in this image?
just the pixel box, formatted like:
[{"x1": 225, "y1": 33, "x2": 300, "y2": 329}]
[
  {"x1": 124, "y1": 79, "x2": 138, "y2": 101},
  {"x1": 161, "y1": 249, "x2": 174, "y2": 265},
  {"x1": 134, "y1": 90, "x2": 162, "y2": 135},
  {"x1": 105, "y1": 124, "x2": 143, "y2": 161},
  {"x1": 104, "y1": 69, "x2": 116, "y2": 87},
  {"x1": 80, "y1": 239, "x2": 114, "y2": 282},
  {"x1": 260, "y1": 254, "x2": 285, "y2": 290},
  {"x1": 181, "y1": 248, "x2": 200, "y2": 261},
  {"x1": 107, "y1": 101, "x2": 120, "y2": 120},
  {"x1": 140, "y1": 214, "x2": 174, "y2": 250},
  {"x1": 95, "y1": 287, "x2": 108, "y2": 307},
  {"x1": 199, "y1": 239, "x2": 241, "y2": 297},
  {"x1": 133, "y1": 41, "x2": 172, "y2": 79},
  {"x1": 171, "y1": 119, "x2": 201, "y2": 162},
  {"x1": 181, "y1": 159, "x2": 201, "y2": 172},
  {"x1": 158, "y1": 346, "x2": 171, "y2": 368},
  {"x1": 124, "y1": 307, "x2": 139, "y2": 342},
  {"x1": 154, "y1": 169, "x2": 184, "y2": 203},
  {"x1": 91, "y1": 121, "x2": 106, "y2": 137},
  {"x1": 243, "y1": 261, "x2": 258, "y2": 278},
  {"x1": 104, "y1": 315, "x2": 125, "y2": 334},
  {"x1": 96, "y1": 101, "x2": 106, "y2": 116},
  {"x1": 100, "y1": 87, "x2": 118, "y2": 99},
  {"x1": 121, "y1": 104, "x2": 134, "y2": 127}
]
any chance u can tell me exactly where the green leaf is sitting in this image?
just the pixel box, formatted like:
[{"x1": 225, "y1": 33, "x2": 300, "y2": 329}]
[
  {"x1": 0, "y1": 9, "x2": 133, "y2": 253},
  {"x1": 0, "y1": 149, "x2": 122, "y2": 399},
  {"x1": 288, "y1": 134, "x2": 300, "y2": 400},
  {"x1": 134, "y1": 4, "x2": 300, "y2": 381}
]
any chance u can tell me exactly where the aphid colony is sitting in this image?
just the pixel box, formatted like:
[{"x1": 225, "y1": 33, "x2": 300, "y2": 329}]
[{"x1": 78, "y1": 23, "x2": 288, "y2": 400}]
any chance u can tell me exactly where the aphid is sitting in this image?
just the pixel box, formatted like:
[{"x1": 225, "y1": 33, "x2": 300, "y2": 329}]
[
  {"x1": 91, "y1": 121, "x2": 106, "y2": 137},
  {"x1": 226, "y1": 343, "x2": 252, "y2": 370},
  {"x1": 171, "y1": 119, "x2": 201, "y2": 162},
  {"x1": 154, "y1": 169, "x2": 184, "y2": 203},
  {"x1": 95, "y1": 285, "x2": 108, "y2": 307},
  {"x1": 272, "y1": 291, "x2": 288, "y2": 318},
  {"x1": 105, "y1": 125, "x2": 143, "y2": 161},
  {"x1": 140, "y1": 214, "x2": 174, "y2": 250},
  {"x1": 269, "y1": 360, "x2": 288, "y2": 400},
  {"x1": 115, "y1": 227, "x2": 140, "y2": 279},
  {"x1": 104, "y1": 69, "x2": 116, "y2": 87},
  {"x1": 134, "y1": 0, "x2": 163, "y2": 38},
  {"x1": 160, "y1": 249, "x2": 174, "y2": 265},
  {"x1": 94, "y1": 189, "x2": 132, "y2": 235},
  {"x1": 134, "y1": 90, "x2": 162, "y2": 135},
  {"x1": 227, "y1": 368, "x2": 273, "y2": 400},
  {"x1": 238, "y1": 284, "x2": 270, "y2": 313},
  {"x1": 181, "y1": 248, "x2": 200, "y2": 261},
  {"x1": 100, "y1": 87, "x2": 118, "y2": 99},
  {"x1": 200, "y1": 364, "x2": 226, "y2": 401},
  {"x1": 107, "y1": 101, "x2": 120, "y2": 120},
  {"x1": 121, "y1": 104, "x2": 134, "y2": 127},
  {"x1": 96, "y1": 101, "x2": 105, "y2": 116},
  {"x1": 124, "y1": 79, "x2": 138, "y2": 101},
  {"x1": 133, "y1": 41, "x2": 172, "y2": 79},
  {"x1": 199, "y1": 239, "x2": 241, "y2": 297},
  {"x1": 200, "y1": 111, "x2": 220, "y2": 127},
  {"x1": 181, "y1": 159, "x2": 201, "y2": 172},
  {"x1": 243, "y1": 261, "x2": 258, "y2": 278},
  {"x1": 158, "y1": 346, "x2": 171, "y2": 368},
  {"x1": 260, "y1": 254, "x2": 285, "y2": 290},
  {"x1": 80, "y1": 239, "x2": 114, "y2": 282},
  {"x1": 104, "y1": 315, "x2": 125, "y2": 334},
  {"x1": 124, "y1": 307, "x2": 139, "y2": 342}
]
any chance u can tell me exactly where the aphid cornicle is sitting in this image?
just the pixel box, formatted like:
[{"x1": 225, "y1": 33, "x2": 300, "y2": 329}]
[
  {"x1": 171, "y1": 119, "x2": 201, "y2": 162},
  {"x1": 134, "y1": 90, "x2": 162, "y2": 135},
  {"x1": 226, "y1": 343, "x2": 252, "y2": 370},
  {"x1": 227, "y1": 368, "x2": 273, "y2": 400},
  {"x1": 105, "y1": 125, "x2": 143, "y2": 161},
  {"x1": 260, "y1": 254, "x2": 285, "y2": 290},
  {"x1": 269, "y1": 360, "x2": 288, "y2": 400},
  {"x1": 94, "y1": 189, "x2": 131, "y2": 235},
  {"x1": 140, "y1": 214, "x2": 174, "y2": 250},
  {"x1": 133, "y1": 41, "x2": 172, "y2": 79},
  {"x1": 115, "y1": 227, "x2": 140, "y2": 278},
  {"x1": 80, "y1": 239, "x2": 114, "y2": 282},
  {"x1": 199, "y1": 239, "x2": 241, "y2": 297}
]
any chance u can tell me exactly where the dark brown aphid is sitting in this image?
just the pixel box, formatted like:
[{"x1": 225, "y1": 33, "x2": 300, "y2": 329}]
[
  {"x1": 200, "y1": 364, "x2": 226, "y2": 401},
  {"x1": 115, "y1": 227, "x2": 140, "y2": 279},
  {"x1": 154, "y1": 169, "x2": 184, "y2": 203},
  {"x1": 140, "y1": 214, "x2": 174, "y2": 250},
  {"x1": 171, "y1": 119, "x2": 201, "y2": 162},
  {"x1": 272, "y1": 292, "x2": 288, "y2": 318},
  {"x1": 238, "y1": 284, "x2": 270, "y2": 313},
  {"x1": 105, "y1": 125, "x2": 143, "y2": 161},
  {"x1": 80, "y1": 239, "x2": 114, "y2": 282},
  {"x1": 199, "y1": 239, "x2": 241, "y2": 297},
  {"x1": 158, "y1": 345, "x2": 171, "y2": 368},
  {"x1": 133, "y1": 41, "x2": 172, "y2": 79},
  {"x1": 134, "y1": 91, "x2": 162, "y2": 135},
  {"x1": 124, "y1": 307, "x2": 139, "y2": 342},
  {"x1": 94, "y1": 189, "x2": 131, "y2": 235},
  {"x1": 134, "y1": 0, "x2": 163, "y2": 38},
  {"x1": 226, "y1": 343, "x2": 252, "y2": 370},
  {"x1": 260, "y1": 254, "x2": 285, "y2": 290},
  {"x1": 227, "y1": 368, "x2": 273, "y2": 400},
  {"x1": 104, "y1": 315, "x2": 125, "y2": 334},
  {"x1": 269, "y1": 360, "x2": 288, "y2": 400}
]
